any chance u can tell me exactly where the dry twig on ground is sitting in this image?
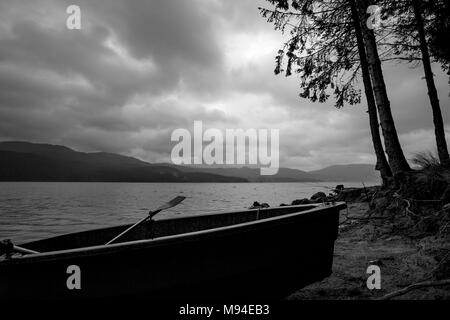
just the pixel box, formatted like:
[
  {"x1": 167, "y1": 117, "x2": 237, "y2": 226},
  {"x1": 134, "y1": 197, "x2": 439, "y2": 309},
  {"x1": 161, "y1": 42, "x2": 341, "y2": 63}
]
[{"x1": 378, "y1": 279, "x2": 450, "y2": 300}]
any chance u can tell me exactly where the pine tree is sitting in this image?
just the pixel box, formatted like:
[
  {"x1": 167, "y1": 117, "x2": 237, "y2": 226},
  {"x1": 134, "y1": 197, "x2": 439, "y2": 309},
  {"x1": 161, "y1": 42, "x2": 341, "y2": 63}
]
[{"x1": 259, "y1": 0, "x2": 411, "y2": 177}]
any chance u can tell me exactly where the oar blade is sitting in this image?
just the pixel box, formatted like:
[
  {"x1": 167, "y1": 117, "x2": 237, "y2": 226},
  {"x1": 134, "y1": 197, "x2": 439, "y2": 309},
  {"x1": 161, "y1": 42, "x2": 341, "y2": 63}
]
[
  {"x1": 106, "y1": 196, "x2": 187, "y2": 245},
  {"x1": 157, "y1": 196, "x2": 186, "y2": 211}
]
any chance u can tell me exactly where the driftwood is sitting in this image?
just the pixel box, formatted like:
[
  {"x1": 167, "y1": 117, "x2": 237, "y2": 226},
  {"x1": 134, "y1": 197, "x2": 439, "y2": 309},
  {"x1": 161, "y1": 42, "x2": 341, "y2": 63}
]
[{"x1": 378, "y1": 279, "x2": 450, "y2": 300}]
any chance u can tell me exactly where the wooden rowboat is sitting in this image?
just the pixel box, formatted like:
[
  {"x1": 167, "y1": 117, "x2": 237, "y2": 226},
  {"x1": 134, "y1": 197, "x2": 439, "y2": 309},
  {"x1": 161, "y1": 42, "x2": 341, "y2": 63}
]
[{"x1": 0, "y1": 202, "x2": 346, "y2": 300}]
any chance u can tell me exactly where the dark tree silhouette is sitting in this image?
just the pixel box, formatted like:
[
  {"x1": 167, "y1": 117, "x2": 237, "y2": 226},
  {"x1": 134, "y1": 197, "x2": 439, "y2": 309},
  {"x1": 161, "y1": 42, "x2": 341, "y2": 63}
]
[
  {"x1": 427, "y1": 1, "x2": 450, "y2": 75},
  {"x1": 412, "y1": 0, "x2": 450, "y2": 167},
  {"x1": 349, "y1": 0, "x2": 392, "y2": 183},
  {"x1": 379, "y1": 0, "x2": 450, "y2": 167},
  {"x1": 356, "y1": 0, "x2": 411, "y2": 175},
  {"x1": 259, "y1": 0, "x2": 412, "y2": 178}
]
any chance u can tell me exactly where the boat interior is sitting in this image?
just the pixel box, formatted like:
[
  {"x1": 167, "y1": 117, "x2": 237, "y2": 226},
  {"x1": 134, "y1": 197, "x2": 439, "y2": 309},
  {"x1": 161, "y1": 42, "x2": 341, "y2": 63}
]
[{"x1": 20, "y1": 204, "x2": 325, "y2": 253}]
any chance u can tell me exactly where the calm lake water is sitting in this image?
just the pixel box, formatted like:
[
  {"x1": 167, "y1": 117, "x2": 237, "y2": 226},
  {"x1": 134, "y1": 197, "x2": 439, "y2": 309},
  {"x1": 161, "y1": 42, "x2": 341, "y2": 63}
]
[{"x1": 0, "y1": 182, "x2": 364, "y2": 243}]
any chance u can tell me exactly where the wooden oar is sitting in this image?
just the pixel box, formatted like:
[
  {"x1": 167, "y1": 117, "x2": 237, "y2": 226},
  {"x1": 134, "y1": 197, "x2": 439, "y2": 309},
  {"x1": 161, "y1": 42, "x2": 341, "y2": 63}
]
[
  {"x1": 105, "y1": 196, "x2": 186, "y2": 245},
  {"x1": 13, "y1": 245, "x2": 39, "y2": 255}
]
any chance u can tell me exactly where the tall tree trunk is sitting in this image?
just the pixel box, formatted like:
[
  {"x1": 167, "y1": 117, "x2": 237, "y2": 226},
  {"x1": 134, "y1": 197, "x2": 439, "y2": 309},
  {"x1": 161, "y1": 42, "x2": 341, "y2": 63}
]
[
  {"x1": 349, "y1": 0, "x2": 392, "y2": 184},
  {"x1": 357, "y1": 0, "x2": 411, "y2": 176},
  {"x1": 412, "y1": 0, "x2": 450, "y2": 167}
]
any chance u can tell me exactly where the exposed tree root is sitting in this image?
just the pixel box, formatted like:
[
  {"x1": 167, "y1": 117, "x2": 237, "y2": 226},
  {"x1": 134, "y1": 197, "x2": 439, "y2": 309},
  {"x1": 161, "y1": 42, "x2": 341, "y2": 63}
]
[{"x1": 378, "y1": 279, "x2": 450, "y2": 300}]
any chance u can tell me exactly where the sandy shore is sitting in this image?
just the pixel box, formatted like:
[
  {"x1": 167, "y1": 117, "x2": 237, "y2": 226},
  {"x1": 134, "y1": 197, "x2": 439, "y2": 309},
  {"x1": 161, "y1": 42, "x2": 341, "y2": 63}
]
[{"x1": 288, "y1": 202, "x2": 450, "y2": 300}]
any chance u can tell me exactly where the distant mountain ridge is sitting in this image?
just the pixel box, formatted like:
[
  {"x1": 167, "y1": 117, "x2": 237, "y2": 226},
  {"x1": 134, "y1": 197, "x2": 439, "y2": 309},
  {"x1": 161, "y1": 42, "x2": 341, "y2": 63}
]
[
  {"x1": 0, "y1": 141, "x2": 150, "y2": 168},
  {"x1": 0, "y1": 141, "x2": 379, "y2": 182},
  {"x1": 309, "y1": 164, "x2": 380, "y2": 183},
  {"x1": 0, "y1": 142, "x2": 246, "y2": 182}
]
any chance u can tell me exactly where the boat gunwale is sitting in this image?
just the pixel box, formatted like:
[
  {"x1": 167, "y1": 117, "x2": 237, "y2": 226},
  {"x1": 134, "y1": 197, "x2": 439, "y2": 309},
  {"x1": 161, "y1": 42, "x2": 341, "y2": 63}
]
[{"x1": 1, "y1": 202, "x2": 346, "y2": 265}]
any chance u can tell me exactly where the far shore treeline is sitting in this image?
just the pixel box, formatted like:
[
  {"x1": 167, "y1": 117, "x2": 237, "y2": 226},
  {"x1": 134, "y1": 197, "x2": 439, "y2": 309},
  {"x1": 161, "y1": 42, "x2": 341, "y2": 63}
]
[{"x1": 0, "y1": 141, "x2": 379, "y2": 183}]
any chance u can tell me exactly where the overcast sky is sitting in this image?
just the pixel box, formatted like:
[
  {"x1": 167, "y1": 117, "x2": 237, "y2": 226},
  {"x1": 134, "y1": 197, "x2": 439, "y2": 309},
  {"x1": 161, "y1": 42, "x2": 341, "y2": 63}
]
[{"x1": 0, "y1": 0, "x2": 449, "y2": 171}]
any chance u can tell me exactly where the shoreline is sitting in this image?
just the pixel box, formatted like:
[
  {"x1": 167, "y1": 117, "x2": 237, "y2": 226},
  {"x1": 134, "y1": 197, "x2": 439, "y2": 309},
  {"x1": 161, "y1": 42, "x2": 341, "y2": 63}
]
[{"x1": 288, "y1": 197, "x2": 450, "y2": 300}]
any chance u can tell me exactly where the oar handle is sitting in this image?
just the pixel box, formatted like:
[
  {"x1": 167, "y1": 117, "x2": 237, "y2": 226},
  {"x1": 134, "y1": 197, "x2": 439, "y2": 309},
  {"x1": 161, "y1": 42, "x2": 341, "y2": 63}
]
[
  {"x1": 105, "y1": 215, "x2": 150, "y2": 245},
  {"x1": 14, "y1": 245, "x2": 39, "y2": 255}
]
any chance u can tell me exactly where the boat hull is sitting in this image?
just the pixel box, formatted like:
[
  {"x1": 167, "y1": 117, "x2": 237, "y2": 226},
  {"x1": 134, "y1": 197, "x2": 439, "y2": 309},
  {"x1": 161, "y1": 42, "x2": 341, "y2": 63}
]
[{"x1": 0, "y1": 204, "x2": 344, "y2": 300}]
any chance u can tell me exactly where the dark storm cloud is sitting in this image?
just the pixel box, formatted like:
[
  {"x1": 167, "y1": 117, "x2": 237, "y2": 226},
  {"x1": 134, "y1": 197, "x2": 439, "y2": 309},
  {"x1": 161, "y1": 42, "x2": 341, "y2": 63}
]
[
  {"x1": 0, "y1": 0, "x2": 449, "y2": 169},
  {"x1": 0, "y1": 0, "x2": 233, "y2": 158},
  {"x1": 77, "y1": 0, "x2": 226, "y2": 96},
  {"x1": 383, "y1": 62, "x2": 450, "y2": 132}
]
